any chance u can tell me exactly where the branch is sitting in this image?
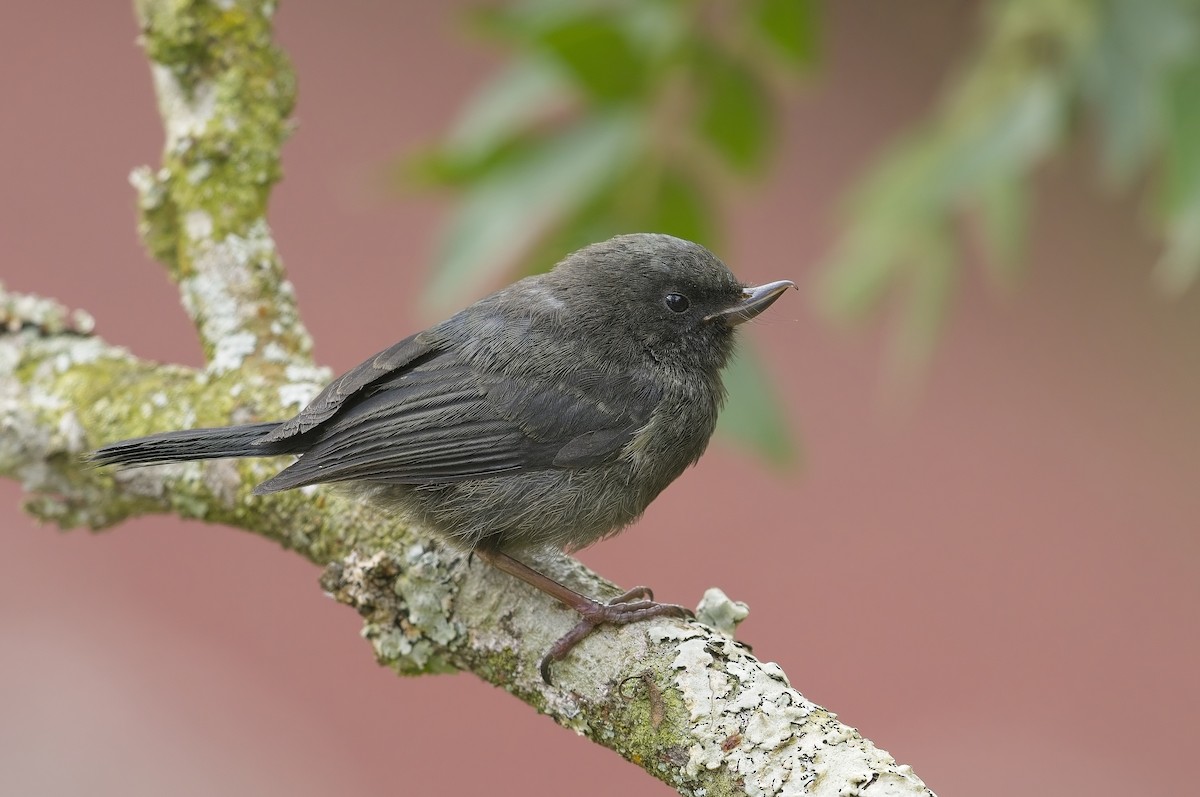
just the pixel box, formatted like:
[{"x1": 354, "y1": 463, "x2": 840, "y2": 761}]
[
  {"x1": 132, "y1": 0, "x2": 314, "y2": 376},
  {"x1": 0, "y1": 2, "x2": 936, "y2": 795}
]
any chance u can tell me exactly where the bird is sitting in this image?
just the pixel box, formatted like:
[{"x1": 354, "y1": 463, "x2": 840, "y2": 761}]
[{"x1": 91, "y1": 232, "x2": 794, "y2": 681}]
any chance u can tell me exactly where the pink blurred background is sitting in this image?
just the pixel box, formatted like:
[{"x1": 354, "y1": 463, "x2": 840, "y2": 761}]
[{"x1": 3, "y1": 3, "x2": 1198, "y2": 795}]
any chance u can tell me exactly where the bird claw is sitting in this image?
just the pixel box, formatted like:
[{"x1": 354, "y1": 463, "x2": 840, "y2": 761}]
[{"x1": 538, "y1": 588, "x2": 694, "y2": 683}]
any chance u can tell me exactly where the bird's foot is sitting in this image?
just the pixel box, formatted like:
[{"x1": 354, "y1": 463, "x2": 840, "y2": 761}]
[{"x1": 539, "y1": 587, "x2": 693, "y2": 683}]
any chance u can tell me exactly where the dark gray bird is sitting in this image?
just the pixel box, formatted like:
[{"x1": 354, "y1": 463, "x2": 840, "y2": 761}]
[{"x1": 91, "y1": 233, "x2": 793, "y2": 681}]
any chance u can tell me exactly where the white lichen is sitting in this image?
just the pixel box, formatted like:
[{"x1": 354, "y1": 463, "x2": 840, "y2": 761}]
[
  {"x1": 150, "y1": 64, "x2": 218, "y2": 154},
  {"x1": 71, "y1": 309, "x2": 96, "y2": 334},
  {"x1": 261, "y1": 341, "x2": 289, "y2": 363},
  {"x1": 210, "y1": 330, "x2": 258, "y2": 374},
  {"x1": 695, "y1": 587, "x2": 750, "y2": 637},
  {"x1": 646, "y1": 622, "x2": 932, "y2": 796},
  {"x1": 0, "y1": 338, "x2": 19, "y2": 376},
  {"x1": 186, "y1": 160, "x2": 213, "y2": 185},
  {"x1": 0, "y1": 376, "x2": 37, "y2": 474},
  {"x1": 334, "y1": 549, "x2": 460, "y2": 674},
  {"x1": 129, "y1": 166, "x2": 169, "y2": 211},
  {"x1": 52, "y1": 337, "x2": 107, "y2": 369},
  {"x1": 55, "y1": 411, "x2": 87, "y2": 455},
  {"x1": 179, "y1": 220, "x2": 282, "y2": 373},
  {"x1": 279, "y1": 363, "x2": 330, "y2": 410},
  {"x1": 1, "y1": 285, "x2": 95, "y2": 336},
  {"x1": 394, "y1": 543, "x2": 464, "y2": 648},
  {"x1": 183, "y1": 209, "x2": 214, "y2": 241}
]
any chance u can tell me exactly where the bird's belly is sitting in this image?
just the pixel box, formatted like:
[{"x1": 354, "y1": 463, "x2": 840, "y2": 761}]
[{"x1": 362, "y1": 463, "x2": 655, "y2": 552}]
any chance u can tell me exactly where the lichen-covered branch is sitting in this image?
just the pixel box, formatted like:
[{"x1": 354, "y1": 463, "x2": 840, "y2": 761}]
[
  {"x1": 0, "y1": 2, "x2": 936, "y2": 795},
  {"x1": 328, "y1": 547, "x2": 935, "y2": 797},
  {"x1": 131, "y1": 0, "x2": 312, "y2": 376},
  {"x1": 0, "y1": 282, "x2": 334, "y2": 555}
]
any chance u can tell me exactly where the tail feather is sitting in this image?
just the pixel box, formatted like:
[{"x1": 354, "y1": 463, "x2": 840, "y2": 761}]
[{"x1": 88, "y1": 421, "x2": 289, "y2": 468}]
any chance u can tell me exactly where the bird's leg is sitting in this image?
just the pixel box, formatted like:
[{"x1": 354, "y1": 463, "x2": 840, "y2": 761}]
[{"x1": 473, "y1": 548, "x2": 693, "y2": 683}]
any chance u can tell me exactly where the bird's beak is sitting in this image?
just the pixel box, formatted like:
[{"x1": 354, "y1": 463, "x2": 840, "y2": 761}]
[{"x1": 706, "y1": 280, "x2": 796, "y2": 326}]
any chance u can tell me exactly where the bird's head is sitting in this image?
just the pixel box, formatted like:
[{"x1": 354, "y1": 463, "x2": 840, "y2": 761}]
[{"x1": 544, "y1": 233, "x2": 794, "y2": 375}]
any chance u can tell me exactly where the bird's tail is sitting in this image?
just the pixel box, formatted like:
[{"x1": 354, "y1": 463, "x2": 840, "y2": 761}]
[{"x1": 88, "y1": 421, "x2": 290, "y2": 468}]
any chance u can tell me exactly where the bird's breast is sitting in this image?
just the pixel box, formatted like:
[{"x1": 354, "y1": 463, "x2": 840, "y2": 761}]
[{"x1": 622, "y1": 379, "x2": 722, "y2": 490}]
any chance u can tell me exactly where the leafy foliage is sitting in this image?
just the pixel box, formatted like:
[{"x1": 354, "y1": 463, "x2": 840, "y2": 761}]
[
  {"x1": 818, "y1": 0, "x2": 1200, "y2": 367},
  {"x1": 402, "y1": 0, "x2": 816, "y2": 464}
]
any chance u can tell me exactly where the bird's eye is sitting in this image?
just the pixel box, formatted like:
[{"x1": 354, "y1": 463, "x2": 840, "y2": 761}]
[{"x1": 664, "y1": 293, "x2": 690, "y2": 313}]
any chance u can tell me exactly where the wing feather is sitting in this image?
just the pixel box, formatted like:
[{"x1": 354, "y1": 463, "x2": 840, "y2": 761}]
[
  {"x1": 253, "y1": 341, "x2": 661, "y2": 494},
  {"x1": 255, "y1": 332, "x2": 438, "y2": 445}
]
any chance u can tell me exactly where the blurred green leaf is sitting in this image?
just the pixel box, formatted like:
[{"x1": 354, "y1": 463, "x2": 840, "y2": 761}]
[
  {"x1": 1082, "y1": 0, "x2": 1197, "y2": 183},
  {"x1": 510, "y1": 185, "x2": 630, "y2": 280},
  {"x1": 467, "y1": 0, "x2": 589, "y2": 40},
  {"x1": 1159, "y1": 56, "x2": 1200, "y2": 213},
  {"x1": 894, "y1": 228, "x2": 955, "y2": 369},
  {"x1": 647, "y1": 169, "x2": 716, "y2": 246},
  {"x1": 696, "y1": 50, "x2": 772, "y2": 174},
  {"x1": 471, "y1": 0, "x2": 682, "y2": 65},
  {"x1": 819, "y1": 0, "x2": 1200, "y2": 373},
  {"x1": 818, "y1": 137, "x2": 939, "y2": 321},
  {"x1": 1155, "y1": 55, "x2": 1200, "y2": 292},
  {"x1": 620, "y1": 0, "x2": 688, "y2": 64},
  {"x1": 509, "y1": 163, "x2": 714, "y2": 279},
  {"x1": 715, "y1": 342, "x2": 798, "y2": 466},
  {"x1": 938, "y1": 76, "x2": 1064, "y2": 202},
  {"x1": 426, "y1": 112, "x2": 640, "y2": 308},
  {"x1": 752, "y1": 0, "x2": 819, "y2": 65},
  {"x1": 818, "y1": 232, "x2": 906, "y2": 324},
  {"x1": 975, "y1": 175, "x2": 1028, "y2": 287},
  {"x1": 819, "y1": 0, "x2": 1078, "y2": 359},
  {"x1": 536, "y1": 14, "x2": 650, "y2": 101},
  {"x1": 444, "y1": 56, "x2": 572, "y2": 158},
  {"x1": 403, "y1": 137, "x2": 534, "y2": 189},
  {"x1": 401, "y1": 57, "x2": 573, "y2": 189},
  {"x1": 1155, "y1": 199, "x2": 1200, "y2": 293}
]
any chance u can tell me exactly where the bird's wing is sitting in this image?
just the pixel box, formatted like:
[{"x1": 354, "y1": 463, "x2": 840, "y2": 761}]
[
  {"x1": 252, "y1": 353, "x2": 659, "y2": 493},
  {"x1": 254, "y1": 332, "x2": 439, "y2": 445}
]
